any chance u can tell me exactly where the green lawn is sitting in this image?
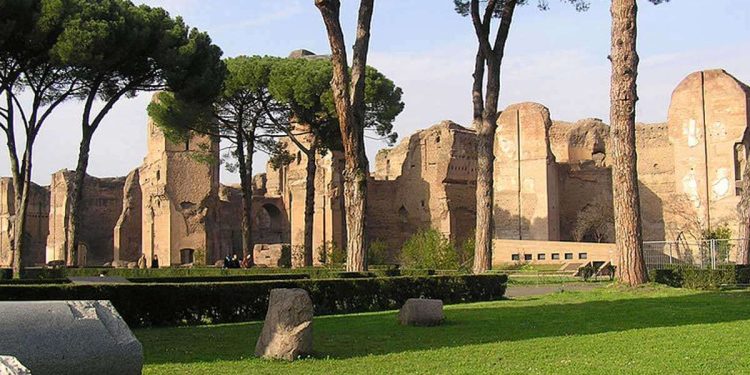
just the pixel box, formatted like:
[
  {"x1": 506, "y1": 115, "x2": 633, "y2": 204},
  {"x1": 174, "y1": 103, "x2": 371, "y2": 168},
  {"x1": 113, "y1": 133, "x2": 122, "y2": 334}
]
[{"x1": 137, "y1": 285, "x2": 750, "y2": 374}]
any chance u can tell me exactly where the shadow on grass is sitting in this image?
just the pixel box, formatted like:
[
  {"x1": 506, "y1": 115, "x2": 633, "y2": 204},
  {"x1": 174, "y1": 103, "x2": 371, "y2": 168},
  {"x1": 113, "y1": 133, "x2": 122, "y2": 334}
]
[{"x1": 137, "y1": 289, "x2": 750, "y2": 365}]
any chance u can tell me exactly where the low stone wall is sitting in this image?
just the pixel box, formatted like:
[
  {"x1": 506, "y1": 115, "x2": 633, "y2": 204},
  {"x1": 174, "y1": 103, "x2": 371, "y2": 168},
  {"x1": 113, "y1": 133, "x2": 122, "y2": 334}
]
[{"x1": 492, "y1": 239, "x2": 617, "y2": 266}]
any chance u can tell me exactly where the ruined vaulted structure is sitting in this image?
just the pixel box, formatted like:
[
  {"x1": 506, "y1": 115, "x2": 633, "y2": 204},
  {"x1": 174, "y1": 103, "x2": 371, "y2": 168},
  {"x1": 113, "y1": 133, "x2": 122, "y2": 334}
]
[{"x1": 0, "y1": 69, "x2": 747, "y2": 268}]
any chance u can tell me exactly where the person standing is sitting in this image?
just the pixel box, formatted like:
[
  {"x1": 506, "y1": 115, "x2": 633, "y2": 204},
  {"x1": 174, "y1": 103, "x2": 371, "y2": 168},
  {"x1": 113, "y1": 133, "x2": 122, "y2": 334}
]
[
  {"x1": 137, "y1": 254, "x2": 147, "y2": 269},
  {"x1": 151, "y1": 254, "x2": 159, "y2": 268}
]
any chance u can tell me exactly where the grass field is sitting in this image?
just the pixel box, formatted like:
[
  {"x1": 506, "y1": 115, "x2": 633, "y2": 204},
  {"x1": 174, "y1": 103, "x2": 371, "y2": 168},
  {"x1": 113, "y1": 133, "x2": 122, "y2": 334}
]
[{"x1": 137, "y1": 285, "x2": 750, "y2": 374}]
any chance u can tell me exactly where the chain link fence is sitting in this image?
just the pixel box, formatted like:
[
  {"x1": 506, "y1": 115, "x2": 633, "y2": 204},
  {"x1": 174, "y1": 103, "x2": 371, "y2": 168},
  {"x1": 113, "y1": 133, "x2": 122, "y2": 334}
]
[{"x1": 643, "y1": 239, "x2": 746, "y2": 270}]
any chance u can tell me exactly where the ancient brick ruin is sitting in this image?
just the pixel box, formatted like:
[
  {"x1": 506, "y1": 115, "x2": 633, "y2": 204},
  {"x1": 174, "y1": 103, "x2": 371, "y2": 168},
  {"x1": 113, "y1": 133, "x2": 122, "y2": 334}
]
[{"x1": 0, "y1": 69, "x2": 747, "y2": 268}]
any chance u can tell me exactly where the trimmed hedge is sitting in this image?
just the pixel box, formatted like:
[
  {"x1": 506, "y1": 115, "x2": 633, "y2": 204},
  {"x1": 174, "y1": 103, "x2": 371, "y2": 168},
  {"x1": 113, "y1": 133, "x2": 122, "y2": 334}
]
[
  {"x1": 0, "y1": 278, "x2": 70, "y2": 285},
  {"x1": 127, "y1": 274, "x2": 309, "y2": 283},
  {"x1": 3, "y1": 266, "x2": 443, "y2": 281},
  {"x1": 650, "y1": 265, "x2": 750, "y2": 289},
  {"x1": 0, "y1": 274, "x2": 508, "y2": 327}
]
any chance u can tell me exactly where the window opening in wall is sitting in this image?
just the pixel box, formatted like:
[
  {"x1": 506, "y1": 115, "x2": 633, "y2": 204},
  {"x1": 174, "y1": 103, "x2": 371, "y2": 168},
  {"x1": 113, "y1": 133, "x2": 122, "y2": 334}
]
[
  {"x1": 564, "y1": 253, "x2": 573, "y2": 260},
  {"x1": 511, "y1": 254, "x2": 520, "y2": 261},
  {"x1": 398, "y1": 206, "x2": 408, "y2": 223},
  {"x1": 435, "y1": 136, "x2": 440, "y2": 143},
  {"x1": 537, "y1": 253, "x2": 546, "y2": 260},
  {"x1": 551, "y1": 253, "x2": 560, "y2": 260},
  {"x1": 578, "y1": 253, "x2": 588, "y2": 260},
  {"x1": 524, "y1": 254, "x2": 532, "y2": 261}
]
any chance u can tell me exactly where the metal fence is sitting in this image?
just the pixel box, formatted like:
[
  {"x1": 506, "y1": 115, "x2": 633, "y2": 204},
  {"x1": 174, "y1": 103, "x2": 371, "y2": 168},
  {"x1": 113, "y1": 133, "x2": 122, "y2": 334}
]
[{"x1": 643, "y1": 239, "x2": 746, "y2": 270}]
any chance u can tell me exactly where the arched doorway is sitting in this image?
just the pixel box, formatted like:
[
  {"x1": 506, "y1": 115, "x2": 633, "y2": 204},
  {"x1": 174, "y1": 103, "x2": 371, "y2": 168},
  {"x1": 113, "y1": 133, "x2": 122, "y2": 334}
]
[{"x1": 256, "y1": 203, "x2": 283, "y2": 243}]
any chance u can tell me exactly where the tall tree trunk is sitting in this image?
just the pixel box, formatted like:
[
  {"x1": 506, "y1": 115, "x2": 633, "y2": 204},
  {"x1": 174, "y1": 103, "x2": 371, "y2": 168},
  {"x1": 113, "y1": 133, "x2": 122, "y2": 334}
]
[
  {"x1": 4, "y1": 89, "x2": 37, "y2": 278},
  {"x1": 470, "y1": 0, "x2": 516, "y2": 274},
  {"x1": 303, "y1": 144, "x2": 318, "y2": 267},
  {"x1": 12, "y1": 148, "x2": 32, "y2": 279},
  {"x1": 315, "y1": 0, "x2": 373, "y2": 272},
  {"x1": 67, "y1": 128, "x2": 92, "y2": 266},
  {"x1": 236, "y1": 129, "x2": 254, "y2": 264},
  {"x1": 610, "y1": 0, "x2": 647, "y2": 286},
  {"x1": 736, "y1": 149, "x2": 750, "y2": 265}
]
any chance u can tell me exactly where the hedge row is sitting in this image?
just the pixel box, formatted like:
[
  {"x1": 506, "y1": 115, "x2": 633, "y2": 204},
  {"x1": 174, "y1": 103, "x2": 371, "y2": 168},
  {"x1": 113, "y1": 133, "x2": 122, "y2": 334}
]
[
  {"x1": 0, "y1": 278, "x2": 70, "y2": 285},
  {"x1": 2, "y1": 266, "x2": 443, "y2": 281},
  {"x1": 650, "y1": 265, "x2": 750, "y2": 289},
  {"x1": 0, "y1": 274, "x2": 508, "y2": 327},
  {"x1": 127, "y1": 274, "x2": 309, "y2": 283}
]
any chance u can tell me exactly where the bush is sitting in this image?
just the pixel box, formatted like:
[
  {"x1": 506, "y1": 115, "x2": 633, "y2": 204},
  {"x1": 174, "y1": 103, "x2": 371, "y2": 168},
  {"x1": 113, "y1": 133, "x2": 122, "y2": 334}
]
[
  {"x1": 701, "y1": 225, "x2": 734, "y2": 263},
  {"x1": 9, "y1": 266, "x2": 443, "y2": 282},
  {"x1": 400, "y1": 229, "x2": 459, "y2": 270},
  {"x1": 317, "y1": 241, "x2": 346, "y2": 267},
  {"x1": 578, "y1": 265, "x2": 596, "y2": 281},
  {"x1": 368, "y1": 239, "x2": 391, "y2": 265},
  {"x1": 457, "y1": 234, "x2": 475, "y2": 270},
  {"x1": 650, "y1": 265, "x2": 743, "y2": 289},
  {"x1": 0, "y1": 274, "x2": 508, "y2": 327},
  {"x1": 127, "y1": 274, "x2": 309, "y2": 283},
  {"x1": 0, "y1": 278, "x2": 70, "y2": 285},
  {"x1": 28, "y1": 267, "x2": 313, "y2": 279}
]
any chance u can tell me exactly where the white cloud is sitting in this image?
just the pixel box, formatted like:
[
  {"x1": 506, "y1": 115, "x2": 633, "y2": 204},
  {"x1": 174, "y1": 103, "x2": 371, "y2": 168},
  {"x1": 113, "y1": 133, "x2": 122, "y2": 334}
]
[{"x1": 217, "y1": 1, "x2": 304, "y2": 30}]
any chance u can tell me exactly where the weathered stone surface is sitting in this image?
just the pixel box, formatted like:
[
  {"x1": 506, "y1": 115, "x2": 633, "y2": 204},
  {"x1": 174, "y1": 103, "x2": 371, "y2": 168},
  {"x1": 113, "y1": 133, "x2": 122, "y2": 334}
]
[
  {"x1": 113, "y1": 168, "x2": 142, "y2": 263},
  {"x1": 0, "y1": 178, "x2": 49, "y2": 267},
  {"x1": 370, "y1": 120, "x2": 477, "y2": 260},
  {"x1": 0, "y1": 300, "x2": 143, "y2": 375},
  {"x1": 2, "y1": 67, "x2": 750, "y2": 270},
  {"x1": 255, "y1": 288, "x2": 313, "y2": 360},
  {"x1": 253, "y1": 244, "x2": 291, "y2": 268},
  {"x1": 45, "y1": 170, "x2": 125, "y2": 266},
  {"x1": 494, "y1": 102, "x2": 560, "y2": 241},
  {"x1": 0, "y1": 356, "x2": 30, "y2": 375},
  {"x1": 398, "y1": 298, "x2": 445, "y2": 326}
]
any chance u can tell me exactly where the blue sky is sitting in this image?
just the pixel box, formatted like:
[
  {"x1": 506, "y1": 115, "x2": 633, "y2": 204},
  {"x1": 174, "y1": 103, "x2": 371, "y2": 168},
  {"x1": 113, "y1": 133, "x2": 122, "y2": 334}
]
[{"x1": 7, "y1": 0, "x2": 750, "y2": 184}]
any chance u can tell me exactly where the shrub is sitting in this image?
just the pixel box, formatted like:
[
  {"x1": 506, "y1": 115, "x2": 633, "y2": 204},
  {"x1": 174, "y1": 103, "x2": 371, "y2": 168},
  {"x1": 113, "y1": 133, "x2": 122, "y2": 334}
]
[
  {"x1": 0, "y1": 274, "x2": 508, "y2": 327},
  {"x1": 578, "y1": 265, "x2": 596, "y2": 281},
  {"x1": 368, "y1": 239, "x2": 391, "y2": 265},
  {"x1": 400, "y1": 229, "x2": 459, "y2": 270},
  {"x1": 604, "y1": 264, "x2": 616, "y2": 281},
  {"x1": 127, "y1": 274, "x2": 309, "y2": 283},
  {"x1": 701, "y1": 225, "x2": 734, "y2": 263},
  {"x1": 650, "y1": 265, "x2": 739, "y2": 289},
  {"x1": 457, "y1": 234, "x2": 475, "y2": 270},
  {"x1": 317, "y1": 241, "x2": 346, "y2": 267}
]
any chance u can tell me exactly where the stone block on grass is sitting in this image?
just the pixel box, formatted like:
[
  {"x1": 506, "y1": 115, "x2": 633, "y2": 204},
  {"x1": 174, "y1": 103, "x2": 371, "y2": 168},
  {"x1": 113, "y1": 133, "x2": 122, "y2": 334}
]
[
  {"x1": 398, "y1": 298, "x2": 445, "y2": 326},
  {"x1": 254, "y1": 288, "x2": 313, "y2": 360},
  {"x1": 0, "y1": 300, "x2": 143, "y2": 375},
  {"x1": 0, "y1": 356, "x2": 30, "y2": 375}
]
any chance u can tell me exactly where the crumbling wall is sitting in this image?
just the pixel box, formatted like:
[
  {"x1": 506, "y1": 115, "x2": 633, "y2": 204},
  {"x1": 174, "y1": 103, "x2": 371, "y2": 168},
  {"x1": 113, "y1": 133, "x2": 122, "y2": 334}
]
[
  {"x1": 45, "y1": 170, "x2": 124, "y2": 266},
  {"x1": 557, "y1": 162, "x2": 613, "y2": 242},
  {"x1": 550, "y1": 118, "x2": 609, "y2": 165},
  {"x1": 369, "y1": 120, "x2": 477, "y2": 258},
  {"x1": 215, "y1": 183, "x2": 289, "y2": 259},
  {"x1": 0, "y1": 178, "x2": 49, "y2": 267},
  {"x1": 113, "y1": 169, "x2": 142, "y2": 263},
  {"x1": 635, "y1": 123, "x2": 671, "y2": 241},
  {"x1": 494, "y1": 102, "x2": 560, "y2": 241},
  {"x1": 268, "y1": 126, "x2": 346, "y2": 265},
  {"x1": 667, "y1": 69, "x2": 750, "y2": 239},
  {"x1": 140, "y1": 115, "x2": 220, "y2": 267}
]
